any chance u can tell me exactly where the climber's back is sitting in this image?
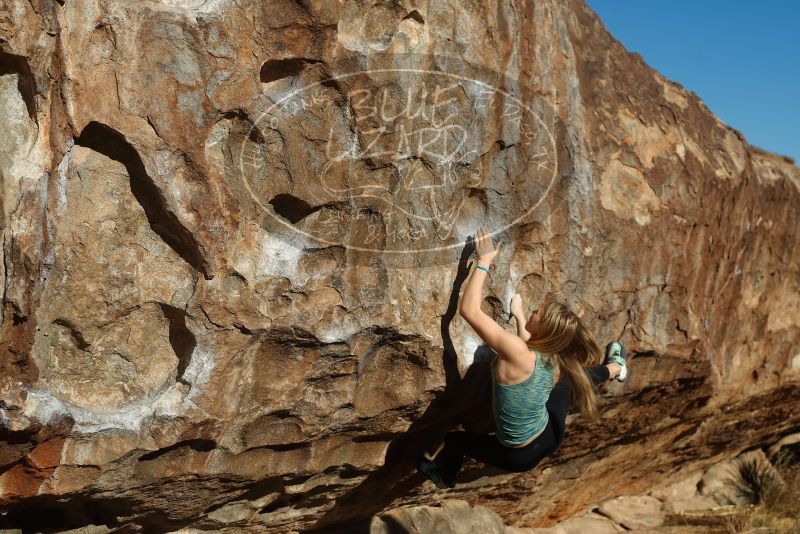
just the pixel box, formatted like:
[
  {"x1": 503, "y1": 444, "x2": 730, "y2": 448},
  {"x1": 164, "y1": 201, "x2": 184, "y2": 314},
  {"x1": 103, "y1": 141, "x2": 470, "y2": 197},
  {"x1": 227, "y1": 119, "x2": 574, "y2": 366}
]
[{"x1": 491, "y1": 350, "x2": 558, "y2": 447}]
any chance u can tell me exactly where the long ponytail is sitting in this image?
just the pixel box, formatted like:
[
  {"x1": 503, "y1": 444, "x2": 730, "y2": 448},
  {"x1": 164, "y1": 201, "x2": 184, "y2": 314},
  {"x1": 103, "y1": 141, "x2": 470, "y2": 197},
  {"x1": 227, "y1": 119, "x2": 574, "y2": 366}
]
[{"x1": 524, "y1": 299, "x2": 604, "y2": 421}]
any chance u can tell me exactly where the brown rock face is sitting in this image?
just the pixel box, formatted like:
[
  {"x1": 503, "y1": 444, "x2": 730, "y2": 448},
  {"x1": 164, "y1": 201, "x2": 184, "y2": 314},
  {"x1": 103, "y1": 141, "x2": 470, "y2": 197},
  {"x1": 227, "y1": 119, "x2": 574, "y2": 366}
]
[{"x1": 1, "y1": 0, "x2": 799, "y2": 532}]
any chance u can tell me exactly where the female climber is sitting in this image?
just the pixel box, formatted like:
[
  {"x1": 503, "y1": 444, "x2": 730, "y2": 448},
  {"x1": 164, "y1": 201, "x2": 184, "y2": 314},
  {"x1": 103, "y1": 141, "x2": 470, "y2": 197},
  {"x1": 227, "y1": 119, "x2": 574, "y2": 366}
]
[{"x1": 416, "y1": 227, "x2": 629, "y2": 488}]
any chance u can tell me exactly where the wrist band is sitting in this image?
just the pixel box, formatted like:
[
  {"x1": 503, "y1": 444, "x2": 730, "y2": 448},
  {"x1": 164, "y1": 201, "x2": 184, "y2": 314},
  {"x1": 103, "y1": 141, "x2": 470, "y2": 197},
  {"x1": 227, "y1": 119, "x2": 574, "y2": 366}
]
[{"x1": 475, "y1": 264, "x2": 490, "y2": 273}]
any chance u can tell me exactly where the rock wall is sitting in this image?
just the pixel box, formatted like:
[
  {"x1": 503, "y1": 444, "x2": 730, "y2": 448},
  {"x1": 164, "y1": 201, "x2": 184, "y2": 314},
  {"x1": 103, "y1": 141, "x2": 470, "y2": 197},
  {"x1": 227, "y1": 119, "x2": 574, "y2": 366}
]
[{"x1": 1, "y1": 0, "x2": 799, "y2": 532}]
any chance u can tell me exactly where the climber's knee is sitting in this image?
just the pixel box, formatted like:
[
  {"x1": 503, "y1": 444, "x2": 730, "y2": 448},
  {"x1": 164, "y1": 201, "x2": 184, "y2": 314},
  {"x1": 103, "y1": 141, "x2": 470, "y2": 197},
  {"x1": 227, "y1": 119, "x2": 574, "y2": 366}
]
[{"x1": 443, "y1": 430, "x2": 468, "y2": 449}]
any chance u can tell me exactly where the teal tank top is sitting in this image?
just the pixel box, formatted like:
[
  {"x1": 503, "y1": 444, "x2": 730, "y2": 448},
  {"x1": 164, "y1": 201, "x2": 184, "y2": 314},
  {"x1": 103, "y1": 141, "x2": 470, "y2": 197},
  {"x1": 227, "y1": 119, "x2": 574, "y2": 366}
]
[{"x1": 492, "y1": 350, "x2": 558, "y2": 446}]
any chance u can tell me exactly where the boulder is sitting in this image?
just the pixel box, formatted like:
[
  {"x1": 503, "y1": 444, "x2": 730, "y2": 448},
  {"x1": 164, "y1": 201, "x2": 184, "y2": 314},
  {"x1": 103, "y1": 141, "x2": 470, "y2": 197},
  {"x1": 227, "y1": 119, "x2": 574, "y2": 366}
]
[
  {"x1": 595, "y1": 495, "x2": 664, "y2": 529},
  {"x1": 1, "y1": 0, "x2": 799, "y2": 531}
]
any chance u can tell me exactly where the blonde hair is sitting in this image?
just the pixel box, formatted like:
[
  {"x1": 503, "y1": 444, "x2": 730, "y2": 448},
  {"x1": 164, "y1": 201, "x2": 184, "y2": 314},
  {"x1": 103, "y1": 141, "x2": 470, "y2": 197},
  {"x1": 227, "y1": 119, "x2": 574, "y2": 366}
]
[{"x1": 524, "y1": 298, "x2": 604, "y2": 421}]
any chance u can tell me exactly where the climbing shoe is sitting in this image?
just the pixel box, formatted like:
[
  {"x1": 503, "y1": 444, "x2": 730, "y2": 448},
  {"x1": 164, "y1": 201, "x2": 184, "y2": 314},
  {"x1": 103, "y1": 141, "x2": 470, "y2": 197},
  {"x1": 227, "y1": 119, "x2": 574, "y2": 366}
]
[
  {"x1": 605, "y1": 341, "x2": 628, "y2": 382},
  {"x1": 415, "y1": 454, "x2": 454, "y2": 489}
]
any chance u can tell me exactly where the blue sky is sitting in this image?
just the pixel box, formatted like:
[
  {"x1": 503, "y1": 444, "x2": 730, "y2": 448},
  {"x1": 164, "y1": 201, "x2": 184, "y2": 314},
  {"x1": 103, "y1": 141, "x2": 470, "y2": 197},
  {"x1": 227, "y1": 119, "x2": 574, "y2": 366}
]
[{"x1": 586, "y1": 0, "x2": 799, "y2": 161}]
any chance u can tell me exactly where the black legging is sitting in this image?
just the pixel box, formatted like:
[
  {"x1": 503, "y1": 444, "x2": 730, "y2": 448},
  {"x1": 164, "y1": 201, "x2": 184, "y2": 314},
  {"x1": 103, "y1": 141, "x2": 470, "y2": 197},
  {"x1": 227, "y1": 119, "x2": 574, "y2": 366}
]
[{"x1": 435, "y1": 365, "x2": 611, "y2": 485}]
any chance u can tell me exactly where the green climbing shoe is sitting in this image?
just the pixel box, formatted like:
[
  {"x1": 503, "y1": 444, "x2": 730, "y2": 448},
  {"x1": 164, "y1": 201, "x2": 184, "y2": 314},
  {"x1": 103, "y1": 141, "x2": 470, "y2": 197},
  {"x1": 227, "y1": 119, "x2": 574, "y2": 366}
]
[
  {"x1": 415, "y1": 454, "x2": 453, "y2": 489},
  {"x1": 605, "y1": 341, "x2": 628, "y2": 382}
]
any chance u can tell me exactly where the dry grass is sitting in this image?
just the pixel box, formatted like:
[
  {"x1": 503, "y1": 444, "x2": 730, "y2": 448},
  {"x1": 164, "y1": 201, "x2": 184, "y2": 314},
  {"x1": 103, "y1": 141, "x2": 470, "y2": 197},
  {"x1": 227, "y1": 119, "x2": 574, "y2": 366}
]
[
  {"x1": 660, "y1": 449, "x2": 800, "y2": 534},
  {"x1": 720, "y1": 449, "x2": 800, "y2": 534}
]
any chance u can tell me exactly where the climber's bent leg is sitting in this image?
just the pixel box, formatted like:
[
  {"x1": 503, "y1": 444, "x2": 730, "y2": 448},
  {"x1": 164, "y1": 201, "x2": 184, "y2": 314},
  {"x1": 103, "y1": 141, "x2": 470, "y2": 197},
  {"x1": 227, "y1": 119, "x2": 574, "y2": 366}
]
[
  {"x1": 585, "y1": 364, "x2": 611, "y2": 386},
  {"x1": 435, "y1": 421, "x2": 558, "y2": 486},
  {"x1": 544, "y1": 365, "x2": 614, "y2": 447},
  {"x1": 545, "y1": 376, "x2": 572, "y2": 439}
]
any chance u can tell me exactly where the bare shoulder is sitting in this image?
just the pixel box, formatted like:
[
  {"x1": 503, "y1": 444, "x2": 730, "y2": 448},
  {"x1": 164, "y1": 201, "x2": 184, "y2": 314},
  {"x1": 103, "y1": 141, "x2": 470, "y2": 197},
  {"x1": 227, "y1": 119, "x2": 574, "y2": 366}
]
[{"x1": 497, "y1": 337, "x2": 534, "y2": 363}]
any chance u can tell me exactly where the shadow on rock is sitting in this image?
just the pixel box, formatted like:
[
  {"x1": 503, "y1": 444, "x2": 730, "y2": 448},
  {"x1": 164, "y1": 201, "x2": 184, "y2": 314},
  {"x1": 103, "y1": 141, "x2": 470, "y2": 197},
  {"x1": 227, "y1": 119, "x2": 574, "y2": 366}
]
[{"x1": 305, "y1": 241, "x2": 503, "y2": 532}]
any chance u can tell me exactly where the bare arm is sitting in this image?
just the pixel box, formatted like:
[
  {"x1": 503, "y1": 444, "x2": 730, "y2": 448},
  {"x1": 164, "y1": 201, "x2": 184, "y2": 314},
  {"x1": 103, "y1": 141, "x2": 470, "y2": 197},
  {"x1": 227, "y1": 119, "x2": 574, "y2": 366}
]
[
  {"x1": 458, "y1": 258, "x2": 491, "y2": 318},
  {"x1": 459, "y1": 228, "x2": 529, "y2": 361},
  {"x1": 461, "y1": 306, "x2": 529, "y2": 360},
  {"x1": 458, "y1": 227, "x2": 496, "y2": 317},
  {"x1": 513, "y1": 313, "x2": 531, "y2": 342}
]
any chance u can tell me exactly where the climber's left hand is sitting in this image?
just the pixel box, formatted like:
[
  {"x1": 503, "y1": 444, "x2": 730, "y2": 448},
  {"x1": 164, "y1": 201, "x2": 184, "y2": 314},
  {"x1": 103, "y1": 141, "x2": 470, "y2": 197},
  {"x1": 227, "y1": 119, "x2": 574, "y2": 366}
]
[{"x1": 473, "y1": 227, "x2": 500, "y2": 263}]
